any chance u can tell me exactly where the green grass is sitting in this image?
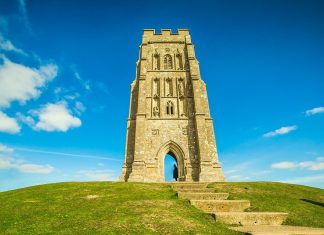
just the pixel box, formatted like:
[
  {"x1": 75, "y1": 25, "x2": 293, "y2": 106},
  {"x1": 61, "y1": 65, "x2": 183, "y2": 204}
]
[
  {"x1": 209, "y1": 182, "x2": 324, "y2": 228},
  {"x1": 1, "y1": 182, "x2": 323, "y2": 234},
  {"x1": 0, "y1": 182, "x2": 239, "y2": 234}
]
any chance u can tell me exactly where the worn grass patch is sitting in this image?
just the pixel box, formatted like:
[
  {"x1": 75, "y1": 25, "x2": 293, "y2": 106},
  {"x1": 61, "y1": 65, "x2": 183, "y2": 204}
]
[
  {"x1": 0, "y1": 182, "x2": 239, "y2": 234},
  {"x1": 209, "y1": 182, "x2": 324, "y2": 228}
]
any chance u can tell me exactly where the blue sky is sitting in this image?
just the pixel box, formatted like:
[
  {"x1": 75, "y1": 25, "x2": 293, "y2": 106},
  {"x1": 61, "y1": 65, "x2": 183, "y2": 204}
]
[{"x1": 0, "y1": 0, "x2": 323, "y2": 191}]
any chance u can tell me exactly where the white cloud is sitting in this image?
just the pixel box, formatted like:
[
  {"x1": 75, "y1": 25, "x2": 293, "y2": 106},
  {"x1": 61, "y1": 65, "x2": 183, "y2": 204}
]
[
  {"x1": 0, "y1": 157, "x2": 54, "y2": 174},
  {"x1": 263, "y1": 125, "x2": 297, "y2": 137},
  {"x1": 283, "y1": 174, "x2": 324, "y2": 184},
  {"x1": 0, "y1": 111, "x2": 21, "y2": 134},
  {"x1": 17, "y1": 163, "x2": 54, "y2": 174},
  {"x1": 317, "y1": 157, "x2": 324, "y2": 162},
  {"x1": 0, "y1": 145, "x2": 54, "y2": 174},
  {"x1": 0, "y1": 34, "x2": 26, "y2": 55},
  {"x1": 76, "y1": 170, "x2": 117, "y2": 181},
  {"x1": 33, "y1": 102, "x2": 81, "y2": 132},
  {"x1": 224, "y1": 169, "x2": 240, "y2": 174},
  {"x1": 75, "y1": 101, "x2": 86, "y2": 114},
  {"x1": 16, "y1": 112, "x2": 35, "y2": 127},
  {"x1": 0, "y1": 56, "x2": 58, "y2": 108},
  {"x1": 0, "y1": 157, "x2": 11, "y2": 169},
  {"x1": 0, "y1": 143, "x2": 14, "y2": 153},
  {"x1": 271, "y1": 158, "x2": 324, "y2": 171},
  {"x1": 305, "y1": 107, "x2": 324, "y2": 116},
  {"x1": 74, "y1": 71, "x2": 91, "y2": 91},
  {"x1": 271, "y1": 161, "x2": 298, "y2": 169},
  {"x1": 228, "y1": 175, "x2": 251, "y2": 181}
]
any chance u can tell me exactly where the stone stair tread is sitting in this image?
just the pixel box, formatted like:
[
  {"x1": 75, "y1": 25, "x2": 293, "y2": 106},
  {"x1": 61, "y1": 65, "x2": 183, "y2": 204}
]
[
  {"x1": 230, "y1": 225, "x2": 324, "y2": 235},
  {"x1": 190, "y1": 199, "x2": 251, "y2": 212},
  {"x1": 169, "y1": 182, "x2": 208, "y2": 184},
  {"x1": 178, "y1": 192, "x2": 229, "y2": 196},
  {"x1": 215, "y1": 212, "x2": 288, "y2": 215},
  {"x1": 191, "y1": 199, "x2": 250, "y2": 203},
  {"x1": 172, "y1": 185, "x2": 208, "y2": 189},
  {"x1": 213, "y1": 212, "x2": 288, "y2": 226},
  {"x1": 177, "y1": 192, "x2": 229, "y2": 200},
  {"x1": 176, "y1": 188, "x2": 215, "y2": 193}
]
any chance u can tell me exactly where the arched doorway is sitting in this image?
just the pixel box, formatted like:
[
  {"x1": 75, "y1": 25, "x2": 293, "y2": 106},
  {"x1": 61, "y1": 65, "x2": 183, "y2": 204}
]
[
  {"x1": 164, "y1": 152, "x2": 178, "y2": 181},
  {"x1": 156, "y1": 140, "x2": 185, "y2": 182}
]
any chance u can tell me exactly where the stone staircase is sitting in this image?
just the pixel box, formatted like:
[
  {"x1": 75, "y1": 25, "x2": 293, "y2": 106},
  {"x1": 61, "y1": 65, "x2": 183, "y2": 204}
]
[{"x1": 171, "y1": 183, "x2": 324, "y2": 235}]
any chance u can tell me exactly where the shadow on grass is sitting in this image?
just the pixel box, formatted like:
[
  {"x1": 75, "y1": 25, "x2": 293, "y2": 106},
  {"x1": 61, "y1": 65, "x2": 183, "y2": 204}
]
[{"x1": 301, "y1": 199, "x2": 324, "y2": 208}]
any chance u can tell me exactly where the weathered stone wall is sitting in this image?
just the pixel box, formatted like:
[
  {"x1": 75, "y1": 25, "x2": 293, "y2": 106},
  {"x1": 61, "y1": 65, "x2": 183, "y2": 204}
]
[{"x1": 120, "y1": 29, "x2": 225, "y2": 182}]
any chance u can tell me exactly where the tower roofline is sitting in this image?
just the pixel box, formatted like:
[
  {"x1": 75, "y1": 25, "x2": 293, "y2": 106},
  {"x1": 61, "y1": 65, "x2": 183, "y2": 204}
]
[{"x1": 143, "y1": 28, "x2": 190, "y2": 36}]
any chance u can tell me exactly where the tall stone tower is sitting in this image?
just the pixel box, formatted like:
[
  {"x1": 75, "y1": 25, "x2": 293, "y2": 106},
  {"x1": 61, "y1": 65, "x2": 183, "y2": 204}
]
[{"x1": 120, "y1": 29, "x2": 225, "y2": 182}]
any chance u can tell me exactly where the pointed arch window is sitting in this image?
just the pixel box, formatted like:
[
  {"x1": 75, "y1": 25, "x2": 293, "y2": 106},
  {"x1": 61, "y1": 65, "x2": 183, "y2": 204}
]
[
  {"x1": 164, "y1": 54, "x2": 173, "y2": 70},
  {"x1": 166, "y1": 101, "x2": 174, "y2": 115}
]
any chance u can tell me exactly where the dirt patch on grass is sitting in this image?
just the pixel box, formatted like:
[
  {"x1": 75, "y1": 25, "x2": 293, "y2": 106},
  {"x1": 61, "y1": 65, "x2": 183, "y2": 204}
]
[
  {"x1": 84, "y1": 195, "x2": 100, "y2": 200},
  {"x1": 23, "y1": 200, "x2": 39, "y2": 203}
]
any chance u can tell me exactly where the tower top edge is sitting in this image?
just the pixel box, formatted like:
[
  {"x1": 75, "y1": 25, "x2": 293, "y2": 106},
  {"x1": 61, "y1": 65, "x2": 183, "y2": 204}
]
[{"x1": 143, "y1": 29, "x2": 190, "y2": 36}]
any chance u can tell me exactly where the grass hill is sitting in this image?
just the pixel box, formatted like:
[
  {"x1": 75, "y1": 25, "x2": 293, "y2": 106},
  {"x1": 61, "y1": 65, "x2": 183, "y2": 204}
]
[{"x1": 0, "y1": 182, "x2": 323, "y2": 234}]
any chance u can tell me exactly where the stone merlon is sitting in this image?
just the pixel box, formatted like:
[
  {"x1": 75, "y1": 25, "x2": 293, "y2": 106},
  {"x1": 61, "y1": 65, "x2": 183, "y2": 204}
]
[{"x1": 143, "y1": 29, "x2": 190, "y2": 36}]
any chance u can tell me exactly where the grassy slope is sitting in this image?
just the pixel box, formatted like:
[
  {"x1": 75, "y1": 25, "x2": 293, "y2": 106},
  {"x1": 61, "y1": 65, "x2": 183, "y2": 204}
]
[
  {"x1": 209, "y1": 182, "x2": 324, "y2": 228},
  {"x1": 1, "y1": 182, "x2": 323, "y2": 234},
  {"x1": 0, "y1": 182, "x2": 238, "y2": 234}
]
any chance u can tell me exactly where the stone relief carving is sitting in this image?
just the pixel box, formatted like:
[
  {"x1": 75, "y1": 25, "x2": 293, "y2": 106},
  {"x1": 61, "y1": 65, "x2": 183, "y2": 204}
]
[
  {"x1": 176, "y1": 49, "x2": 183, "y2": 70},
  {"x1": 182, "y1": 126, "x2": 188, "y2": 135},
  {"x1": 153, "y1": 49, "x2": 160, "y2": 70},
  {"x1": 178, "y1": 78, "x2": 185, "y2": 97},
  {"x1": 153, "y1": 106, "x2": 159, "y2": 117},
  {"x1": 153, "y1": 77, "x2": 160, "y2": 97},
  {"x1": 165, "y1": 78, "x2": 172, "y2": 97},
  {"x1": 164, "y1": 54, "x2": 173, "y2": 70}
]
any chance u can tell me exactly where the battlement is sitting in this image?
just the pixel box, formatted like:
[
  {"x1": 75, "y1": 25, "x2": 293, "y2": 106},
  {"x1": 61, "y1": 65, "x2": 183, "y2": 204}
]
[
  {"x1": 143, "y1": 29, "x2": 190, "y2": 36},
  {"x1": 142, "y1": 29, "x2": 191, "y2": 44}
]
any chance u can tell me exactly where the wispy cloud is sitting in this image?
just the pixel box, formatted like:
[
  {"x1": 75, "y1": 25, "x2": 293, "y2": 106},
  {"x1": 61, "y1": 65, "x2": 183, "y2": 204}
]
[
  {"x1": 305, "y1": 107, "x2": 324, "y2": 116},
  {"x1": 0, "y1": 34, "x2": 26, "y2": 55},
  {"x1": 18, "y1": 0, "x2": 33, "y2": 34},
  {"x1": 228, "y1": 175, "x2": 250, "y2": 181},
  {"x1": 0, "y1": 144, "x2": 14, "y2": 153},
  {"x1": 0, "y1": 156, "x2": 54, "y2": 174},
  {"x1": 271, "y1": 157, "x2": 324, "y2": 171},
  {"x1": 283, "y1": 174, "x2": 324, "y2": 184},
  {"x1": 15, "y1": 147, "x2": 122, "y2": 162},
  {"x1": 71, "y1": 66, "x2": 91, "y2": 91},
  {"x1": 76, "y1": 169, "x2": 117, "y2": 181},
  {"x1": 263, "y1": 125, "x2": 297, "y2": 137},
  {"x1": 0, "y1": 143, "x2": 54, "y2": 174}
]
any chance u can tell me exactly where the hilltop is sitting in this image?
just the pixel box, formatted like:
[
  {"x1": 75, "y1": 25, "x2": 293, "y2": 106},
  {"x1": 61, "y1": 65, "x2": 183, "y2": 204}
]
[{"x1": 0, "y1": 182, "x2": 323, "y2": 234}]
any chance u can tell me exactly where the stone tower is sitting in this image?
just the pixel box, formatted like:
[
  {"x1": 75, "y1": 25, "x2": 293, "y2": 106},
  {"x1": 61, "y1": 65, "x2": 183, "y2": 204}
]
[{"x1": 120, "y1": 29, "x2": 225, "y2": 182}]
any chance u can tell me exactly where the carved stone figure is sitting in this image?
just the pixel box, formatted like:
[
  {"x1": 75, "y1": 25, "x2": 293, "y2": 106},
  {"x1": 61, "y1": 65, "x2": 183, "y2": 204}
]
[
  {"x1": 178, "y1": 81, "x2": 184, "y2": 97},
  {"x1": 153, "y1": 106, "x2": 159, "y2": 117},
  {"x1": 153, "y1": 49, "x2": 160, "y2": 70}
]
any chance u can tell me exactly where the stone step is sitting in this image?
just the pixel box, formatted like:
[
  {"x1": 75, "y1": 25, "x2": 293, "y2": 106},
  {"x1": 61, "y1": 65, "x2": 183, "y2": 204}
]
[
  {"x1": 230, "y1": 225, "x2": 324, "y2": 235},
  {"x1": 172, "y1": 184, "x2": 207, "y2": 190},
  {"x1": 175, "y1": 188, "x2": 215, "y2": 193},
  {"x1": 169, "y1": 182, "x2": 207, "y2": 185},
  {"x1": 213, "y1": 212, "x2": 288, "y2": 225},
  {"x1": 178, "y1": 192, "x2": 229, "y2": 200},
  {"x1": 190, "y1": 200, "x2": 250, "y2": 212}
]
